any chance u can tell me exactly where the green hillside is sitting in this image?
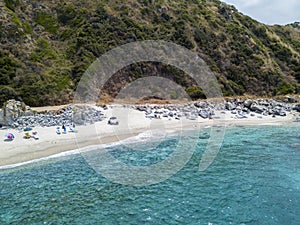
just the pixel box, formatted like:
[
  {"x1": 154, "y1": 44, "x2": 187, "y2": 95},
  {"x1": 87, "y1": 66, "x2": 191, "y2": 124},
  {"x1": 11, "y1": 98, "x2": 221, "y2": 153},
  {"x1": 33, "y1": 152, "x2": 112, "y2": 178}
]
[{"x1": 0, "y1": 0, "x2": 300, "y2": 106}]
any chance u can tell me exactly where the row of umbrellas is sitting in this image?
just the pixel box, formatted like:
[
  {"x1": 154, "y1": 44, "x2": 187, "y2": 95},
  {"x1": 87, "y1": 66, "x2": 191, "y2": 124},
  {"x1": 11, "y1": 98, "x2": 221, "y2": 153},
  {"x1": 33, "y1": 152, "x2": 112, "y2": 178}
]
[{"x1": 4, "y1": 127, "x2": 33, "y2": 141}]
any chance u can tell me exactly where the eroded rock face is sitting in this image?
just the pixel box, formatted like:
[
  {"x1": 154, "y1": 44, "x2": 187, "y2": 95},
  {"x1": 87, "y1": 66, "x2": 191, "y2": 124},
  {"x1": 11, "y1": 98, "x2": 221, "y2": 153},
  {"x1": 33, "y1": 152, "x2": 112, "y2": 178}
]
[
  {"x1": 0, "y1": 99, "x2": 33, "y2": 126},
  {"x1": 13, "y1": 104, "x2": 105, "y2": 128}
]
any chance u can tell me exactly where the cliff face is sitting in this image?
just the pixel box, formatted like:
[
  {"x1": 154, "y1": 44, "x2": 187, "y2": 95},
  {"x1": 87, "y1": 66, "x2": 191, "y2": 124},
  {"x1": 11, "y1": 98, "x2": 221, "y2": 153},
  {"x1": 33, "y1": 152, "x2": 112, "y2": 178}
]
[{"x1": 0, "y1": 0, "x2": 300, "y2": 106}]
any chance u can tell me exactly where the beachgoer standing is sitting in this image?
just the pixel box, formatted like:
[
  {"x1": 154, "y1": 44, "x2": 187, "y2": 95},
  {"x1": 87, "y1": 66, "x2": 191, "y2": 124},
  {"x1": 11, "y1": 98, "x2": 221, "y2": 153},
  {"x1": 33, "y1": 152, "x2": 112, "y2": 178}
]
[{"x1": 62, "y1": 124, "x2": 66, "y2": 133}]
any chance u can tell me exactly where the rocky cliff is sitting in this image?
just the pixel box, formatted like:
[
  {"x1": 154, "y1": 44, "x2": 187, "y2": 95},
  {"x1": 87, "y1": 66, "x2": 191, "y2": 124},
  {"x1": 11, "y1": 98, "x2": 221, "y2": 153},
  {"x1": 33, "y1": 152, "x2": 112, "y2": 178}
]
[{"x1": 0, "y1": 0, "x2": 300, "y2": 106}]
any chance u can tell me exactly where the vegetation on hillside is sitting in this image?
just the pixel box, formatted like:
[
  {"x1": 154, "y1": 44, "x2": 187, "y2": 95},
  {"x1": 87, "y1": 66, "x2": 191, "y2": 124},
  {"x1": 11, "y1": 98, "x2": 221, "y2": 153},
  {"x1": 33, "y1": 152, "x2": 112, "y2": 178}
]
[{"x1": 0, "y1": 0, "x2": 300, "y2": 106}]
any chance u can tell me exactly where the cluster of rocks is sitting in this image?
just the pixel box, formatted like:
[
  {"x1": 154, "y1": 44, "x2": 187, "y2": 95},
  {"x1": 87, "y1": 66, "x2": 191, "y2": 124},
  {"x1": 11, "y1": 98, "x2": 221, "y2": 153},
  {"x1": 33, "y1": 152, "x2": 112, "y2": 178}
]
[
  {"x1": 0, "y1": 100, "x2": 106, "y2": 129},
  {"x1": 135, "y1": 102, "x2": 217, "y2": 120},
  {"x1": 135, "y1": 97, "x2": 300, "y2": 121},
  {"x1": 1, "y1": 96, "x2": 299, "y2": 129},
  {"x1": 72, "y1": 105, "x2": 106, "y2": 125},
  {"x1": 225, "y1": 99, "x2": 283, "y2": 117}
]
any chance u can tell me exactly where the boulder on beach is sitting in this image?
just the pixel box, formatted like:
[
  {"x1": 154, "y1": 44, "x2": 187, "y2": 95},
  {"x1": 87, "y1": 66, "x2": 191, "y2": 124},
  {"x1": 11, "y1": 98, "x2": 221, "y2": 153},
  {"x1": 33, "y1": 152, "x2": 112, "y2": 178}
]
[
  {"x1": 243, "y1": 99, "x2": 253, "y2": 108},
  {"x1": 0, "y1": 99, "x2": 33, "y2": 126},
  {"x1": 250, "y1": 104, "x2": 265, "y2": 113},
  {"x1": 225, "y1": 102, "x2": 236, "y2": 110},
  {"x1": 286, "y1": 96, "x2": 298, "y2": 103},
  {"x1": 198, "y1": 110, "x2": 209, "y2": 119},
  {"x1": 194, "y1": 102, "x2": 207, "y2": 109},
  {"x1": 293, "y1": 104, "x2": 300, "y2": 112}
]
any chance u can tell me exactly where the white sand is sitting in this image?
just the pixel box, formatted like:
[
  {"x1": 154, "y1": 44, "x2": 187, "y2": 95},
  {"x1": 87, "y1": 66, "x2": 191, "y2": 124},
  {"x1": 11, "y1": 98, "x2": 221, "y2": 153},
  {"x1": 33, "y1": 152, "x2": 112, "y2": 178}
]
[{"x1": 0, "y1": 105, "x2": 298, "y2": 167}]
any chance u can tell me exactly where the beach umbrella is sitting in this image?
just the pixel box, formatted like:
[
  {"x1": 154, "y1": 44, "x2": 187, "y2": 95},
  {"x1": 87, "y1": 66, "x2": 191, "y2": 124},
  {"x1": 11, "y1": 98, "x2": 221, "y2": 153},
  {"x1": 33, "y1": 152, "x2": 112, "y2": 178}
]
[
  {"x1": 5, "y1": 133, "x2": 15, "y2": 140},
  {"x1": 23, "y1": 127, "x2": 32, "y2": 132}
]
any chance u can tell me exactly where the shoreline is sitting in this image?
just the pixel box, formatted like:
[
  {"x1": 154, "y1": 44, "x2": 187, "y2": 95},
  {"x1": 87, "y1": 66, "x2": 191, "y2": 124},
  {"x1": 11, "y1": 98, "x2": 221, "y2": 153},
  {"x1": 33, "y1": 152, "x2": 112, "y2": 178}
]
[{"x1": 0, "y1": 103, "x2": 299, "y2": 169}]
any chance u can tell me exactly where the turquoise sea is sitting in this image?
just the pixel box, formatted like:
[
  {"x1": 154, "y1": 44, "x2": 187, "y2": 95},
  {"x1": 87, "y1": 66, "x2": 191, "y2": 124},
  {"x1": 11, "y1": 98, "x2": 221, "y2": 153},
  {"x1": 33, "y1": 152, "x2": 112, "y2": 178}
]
[{"x1": 0, "y1": 125, "x2": 299, "y2": 224}]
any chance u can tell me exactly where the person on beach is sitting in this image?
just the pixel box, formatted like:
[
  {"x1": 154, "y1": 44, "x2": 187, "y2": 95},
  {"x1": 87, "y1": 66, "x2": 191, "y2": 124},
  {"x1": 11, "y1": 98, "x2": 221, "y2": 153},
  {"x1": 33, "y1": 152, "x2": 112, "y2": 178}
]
[
  {"x1": 32, "y1": 131, "x2": 39, "y2": 140},
  {"x1": 56, "y1": 127, "x2": 61, "y2": 135},
  {"x1": 62, "y1": 124, "x2": 67, "y2": 134}
]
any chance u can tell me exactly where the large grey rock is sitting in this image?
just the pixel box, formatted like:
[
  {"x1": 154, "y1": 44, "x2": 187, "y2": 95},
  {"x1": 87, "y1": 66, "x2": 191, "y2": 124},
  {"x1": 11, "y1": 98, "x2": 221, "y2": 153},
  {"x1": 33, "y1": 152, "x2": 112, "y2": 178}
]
[
  {"x1": 293, "y1": 104, "x2": 300, "y2": 112},
  {"x1": 286, "y1": 96, "x2": 298, "y2": 103},
  {"x1": 198, "y1": 110, "x2": 209, "y2": 119},
  {"x1": 225, "y1": 102, "x2": 236, "y2": 110},
  {"x1": 250, "y1": 104, "x2": 265, "y2": 113},
  {"x1": 259, "y1": 100, "x2": 270, "y2": 107},
  {"x1": 73, "y1": 110, "x2": 85, "y2": 125},
  {"x1": 1, "y1": 99, "x2": 33, "y2": 126},
  {"x1": 278, "y1": 111, "x2": 287, "y2": 117},
  {"x1": 243, "y1": 99, "x2": 253, "y2": 108},
  {"x1": 194, "y1": 102, "x2": 207, "y2": 109}
]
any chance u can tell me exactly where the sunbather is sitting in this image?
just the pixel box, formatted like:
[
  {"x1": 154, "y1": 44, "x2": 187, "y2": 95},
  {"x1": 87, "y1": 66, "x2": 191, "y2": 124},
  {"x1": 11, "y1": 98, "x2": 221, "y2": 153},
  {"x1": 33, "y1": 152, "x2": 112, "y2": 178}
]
[{"x1": 32, "y1": 132, "x2": 39, "y2": 140}]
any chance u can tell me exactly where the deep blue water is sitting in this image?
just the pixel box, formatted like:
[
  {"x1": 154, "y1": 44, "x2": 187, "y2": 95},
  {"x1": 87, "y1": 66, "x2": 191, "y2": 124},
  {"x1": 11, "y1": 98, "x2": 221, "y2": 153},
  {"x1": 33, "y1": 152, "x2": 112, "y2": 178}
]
[{"x1": 0, "y1": 125, "x2": 299, "y2": 225}]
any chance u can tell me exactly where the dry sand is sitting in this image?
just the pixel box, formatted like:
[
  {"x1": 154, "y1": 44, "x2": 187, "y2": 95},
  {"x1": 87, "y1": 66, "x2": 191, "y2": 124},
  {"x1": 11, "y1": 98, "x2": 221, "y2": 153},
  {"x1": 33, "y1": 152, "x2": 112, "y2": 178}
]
[{"x1": 0, "y1": 105, "x2": 298, "y2": 168}]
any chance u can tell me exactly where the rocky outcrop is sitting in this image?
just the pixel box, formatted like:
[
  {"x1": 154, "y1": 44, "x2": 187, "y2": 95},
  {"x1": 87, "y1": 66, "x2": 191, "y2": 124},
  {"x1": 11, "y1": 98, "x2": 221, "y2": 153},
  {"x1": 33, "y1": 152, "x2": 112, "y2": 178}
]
[
  {"x1": 223, "y1": 98, "x2": 299, "y2": 117},
  {"x1": 12, "y1": 104, "x2": 105, "y2": 128},
  {"x1": 0, "y1": 99, "x2": 33, "y2": 126},
  {"x1": 134, "y1": 97, "x2": 300, "y2": 122},
  {"x1": 0, "y1": 100, "x2": 105, "y2": 128}
]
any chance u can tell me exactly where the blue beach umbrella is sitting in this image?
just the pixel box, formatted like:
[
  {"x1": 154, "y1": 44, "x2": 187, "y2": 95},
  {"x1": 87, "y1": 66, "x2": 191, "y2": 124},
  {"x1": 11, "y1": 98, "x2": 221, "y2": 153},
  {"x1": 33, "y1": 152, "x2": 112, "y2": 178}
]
[{"x1": 23, "y1": 127, "x2": 32, "y2": 132}]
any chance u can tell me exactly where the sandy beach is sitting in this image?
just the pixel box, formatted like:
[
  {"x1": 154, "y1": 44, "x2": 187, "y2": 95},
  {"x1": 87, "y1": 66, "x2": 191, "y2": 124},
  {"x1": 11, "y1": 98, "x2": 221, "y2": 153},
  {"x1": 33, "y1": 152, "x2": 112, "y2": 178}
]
[{"x1": 0, "y1": 104, "x2": 298, "y2": 168}]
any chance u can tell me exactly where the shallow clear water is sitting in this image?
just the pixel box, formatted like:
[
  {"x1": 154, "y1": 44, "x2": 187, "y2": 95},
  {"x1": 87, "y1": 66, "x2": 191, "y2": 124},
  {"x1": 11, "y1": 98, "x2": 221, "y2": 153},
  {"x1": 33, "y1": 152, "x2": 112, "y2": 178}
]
[{"x1": 0, "y1": 125, "x2": 299, "y2": 224}]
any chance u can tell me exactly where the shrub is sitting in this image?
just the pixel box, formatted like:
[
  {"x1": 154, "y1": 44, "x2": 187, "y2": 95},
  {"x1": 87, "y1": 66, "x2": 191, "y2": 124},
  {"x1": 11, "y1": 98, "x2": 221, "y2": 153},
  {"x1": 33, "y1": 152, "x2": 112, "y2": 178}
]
[
  {"x1": 0, "y1": 86, "x2": 20, "y2": 104},
  {"x1": 4, "y1": 0, "x2": 19, "y2": 11},
  {"x1": 0, "y1": 53, "x2": 18, "y2": 85},
  {"x1": 186, "y1": 86, "x2": 206, "y2": 99},
  {"x1": 35, "y1": 12, "x2": 58, "y2": 34}
]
